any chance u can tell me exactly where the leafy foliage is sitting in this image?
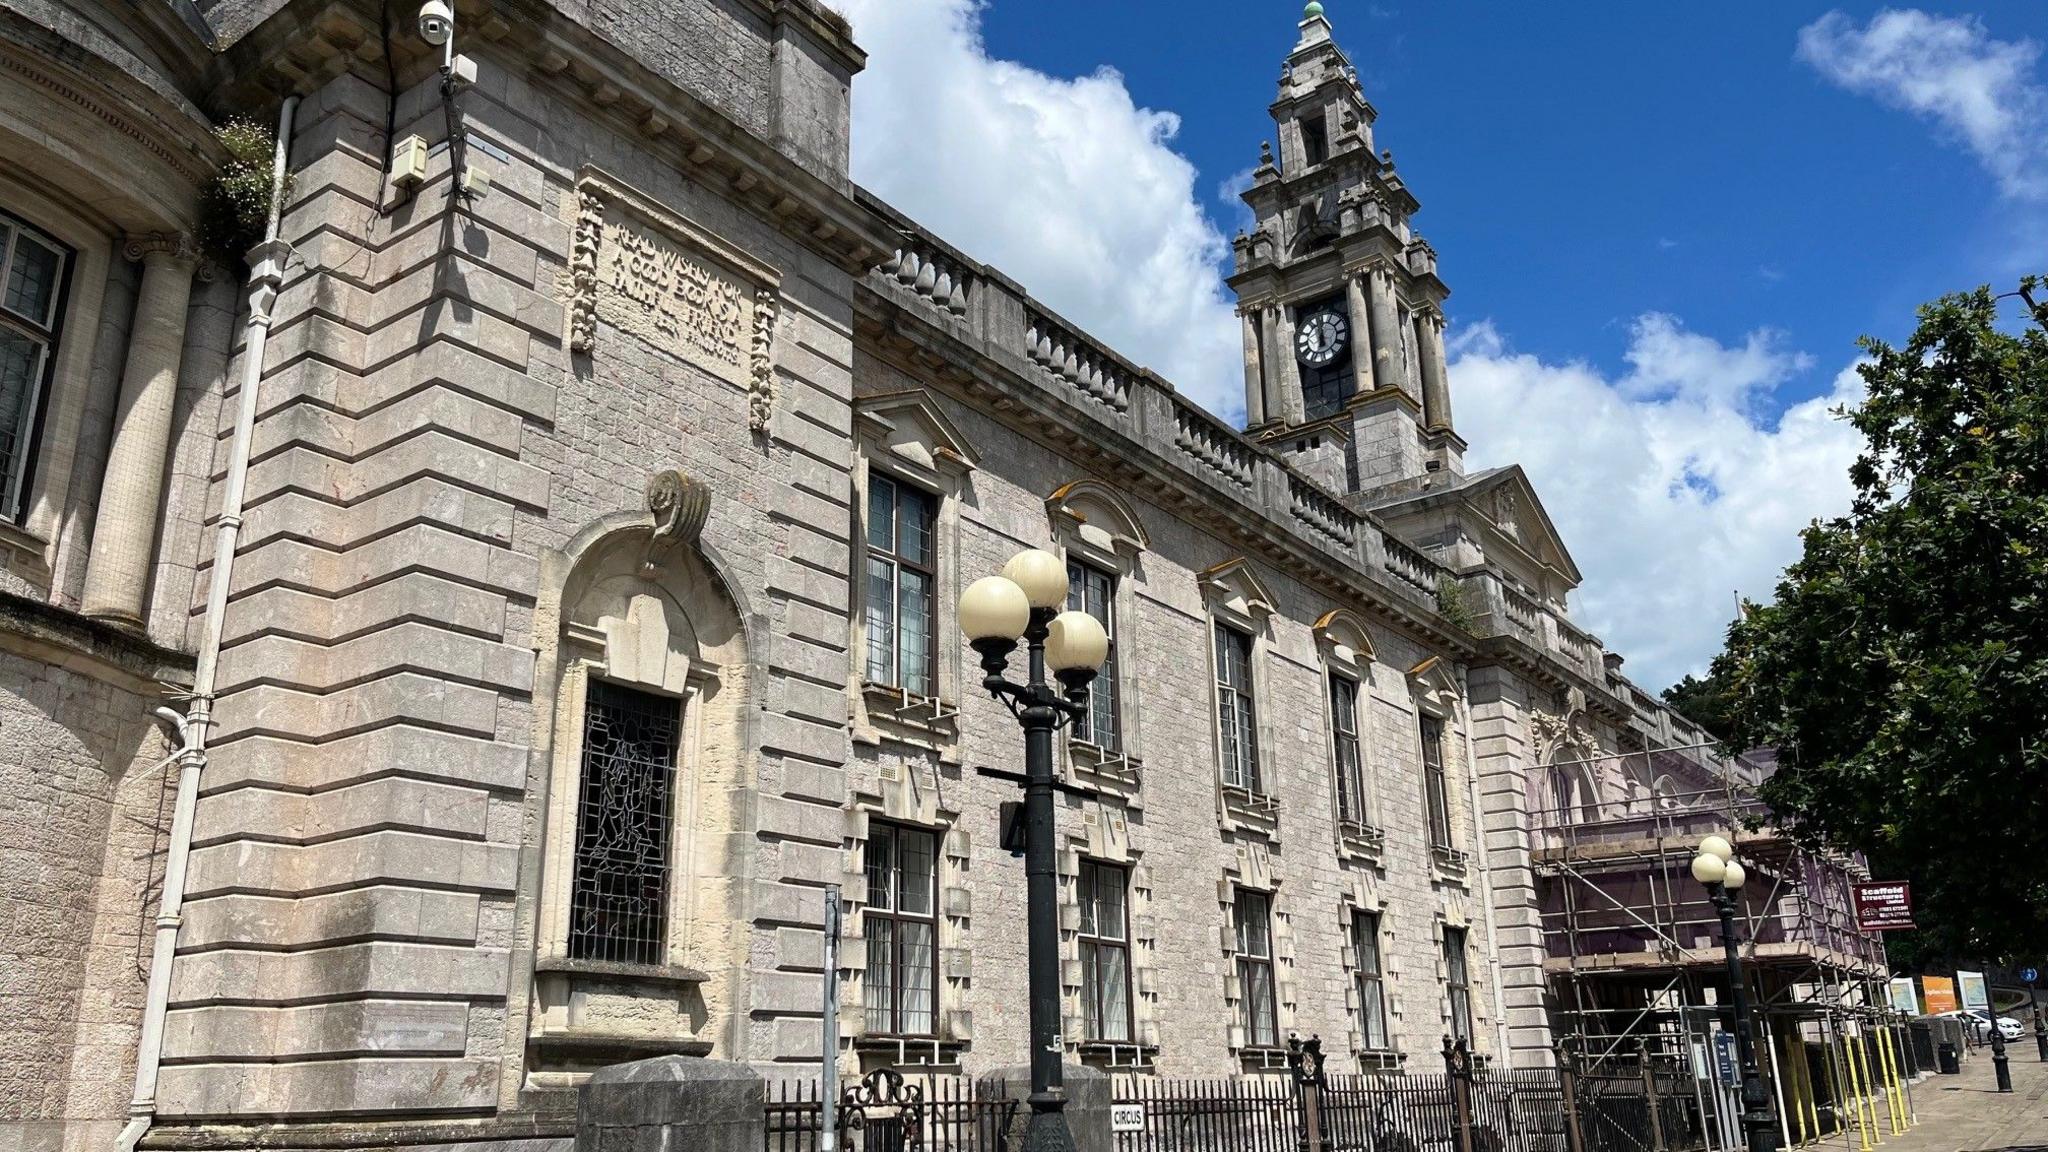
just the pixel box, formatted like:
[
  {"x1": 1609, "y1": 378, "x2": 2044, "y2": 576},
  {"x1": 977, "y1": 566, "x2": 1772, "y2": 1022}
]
[
  {"x1": 1436, "y1": 575, "x2": 1476, "y2": 632},
  {"x1": 1661, "y1": 670, "x2": 1739, "y2": 740},
  {"x1": 1717, "y1": 279, "x2": 2048, "y2": 962},
  {"x1": 197, "y1": 118, "x2": 291, "y2": 264}
]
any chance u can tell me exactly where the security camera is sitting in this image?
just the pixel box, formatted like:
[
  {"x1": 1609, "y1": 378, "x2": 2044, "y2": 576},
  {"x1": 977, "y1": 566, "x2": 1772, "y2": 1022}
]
[{"x1": 418, "y1": 0, "x2": 454, "y2": 46}]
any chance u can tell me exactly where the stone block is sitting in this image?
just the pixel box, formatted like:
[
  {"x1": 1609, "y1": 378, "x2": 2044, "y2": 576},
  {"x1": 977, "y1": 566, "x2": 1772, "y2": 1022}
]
[
  {"x1": 977, "y1": 1064, "x2": 1112, "y2": 1152},
  {"x1": 576, "y1": 1056, "x2": 763, "y2": 1152}
]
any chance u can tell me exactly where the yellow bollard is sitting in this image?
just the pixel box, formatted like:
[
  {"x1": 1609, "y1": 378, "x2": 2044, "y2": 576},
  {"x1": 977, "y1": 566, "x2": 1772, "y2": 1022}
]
[
  {"x1": 1853, "y1": 1030, "x2": 1882, "y2": 1146},
  {"x1": 1782, "y1": 1029, "x2": 1809, "y2": 1146},
  {"x1": 1845, "y1": 1029, "x2": 1875, "y2": 1151},
  {"x1": 1800, "y1": 1031, "x2": 1824, "y2": 1143},
  {"x1": 1874, "y1": 1022, "x2": 1903, "y2": 1134}
]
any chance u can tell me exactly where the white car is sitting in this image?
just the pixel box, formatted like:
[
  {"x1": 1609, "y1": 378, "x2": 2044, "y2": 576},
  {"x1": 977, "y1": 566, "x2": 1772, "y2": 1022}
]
[
  {"x1": 1939, "y1": 1009, "x2": 2028, "y2": 1042},
  {"x1": 1968, "y1": 1009, "x2": 2027, "y2": 1042}
]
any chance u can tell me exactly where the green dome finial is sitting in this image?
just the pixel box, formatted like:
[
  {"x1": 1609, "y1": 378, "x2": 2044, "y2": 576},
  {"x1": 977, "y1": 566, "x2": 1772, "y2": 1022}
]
[{"x1": 1304, "y1": 1, "x2": 1325, "y2": 17}]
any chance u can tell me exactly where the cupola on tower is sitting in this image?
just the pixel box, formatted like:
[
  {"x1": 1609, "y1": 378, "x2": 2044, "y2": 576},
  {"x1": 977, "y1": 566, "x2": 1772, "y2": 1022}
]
[{"x1": 1228, "y1": 1, "x2": 1462, "y2": 498}]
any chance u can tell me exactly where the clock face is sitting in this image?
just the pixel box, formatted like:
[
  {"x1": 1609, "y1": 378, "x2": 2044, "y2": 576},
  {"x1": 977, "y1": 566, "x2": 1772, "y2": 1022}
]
[{"x1": 1296, "y1": 309, "x2": 1349, "y2": 367}]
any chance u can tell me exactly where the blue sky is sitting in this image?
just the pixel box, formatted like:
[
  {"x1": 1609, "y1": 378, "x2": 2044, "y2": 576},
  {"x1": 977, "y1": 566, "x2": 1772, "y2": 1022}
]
[{"x1": 837, "y1": 1, "x2": 2048, "y2": 689}]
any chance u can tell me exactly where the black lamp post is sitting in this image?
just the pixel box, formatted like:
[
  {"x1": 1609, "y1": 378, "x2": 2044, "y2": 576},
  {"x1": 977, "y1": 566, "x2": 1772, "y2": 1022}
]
[
  {"x1": 1691, "y1": 835, "x2": 1776, "y2": 1152},
  {"x1": 959, "y1": 551, "x2": 1109, "y2": 1152}
]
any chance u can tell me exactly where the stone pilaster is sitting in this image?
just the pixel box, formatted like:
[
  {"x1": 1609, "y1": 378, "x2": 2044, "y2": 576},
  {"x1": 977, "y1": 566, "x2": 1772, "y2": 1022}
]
[
  {"x1": 1241, "y1": 309, "x2": 1267, "y2": 426},
  {"x1": 1345, "y1": 273, "x2": 1378, "y2": 393},
  {"x1": 1420, "y1": 311, "x2": 1453, "y2": 432},
  {"x1": 1275, "y1": 307, "x2": 1306, "y2": 424},
  {"x1": 79, "y1": 233, "x2": 199, "y2": 628},
  {"x1": 1365, "y1": 264, "x2": 1414, "y2": 404}
]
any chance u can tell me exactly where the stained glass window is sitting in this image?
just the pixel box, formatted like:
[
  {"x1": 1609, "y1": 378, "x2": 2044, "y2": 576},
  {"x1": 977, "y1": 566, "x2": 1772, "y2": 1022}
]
[{"x1": 569, "y1": 680, "x2": 682, "y2": 965}]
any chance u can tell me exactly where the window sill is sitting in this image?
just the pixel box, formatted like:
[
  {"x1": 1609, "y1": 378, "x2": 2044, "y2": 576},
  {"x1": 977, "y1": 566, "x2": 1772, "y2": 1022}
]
[
  {"x1": 853, "y1": 1034, "x2": 968, "y2": 1068},
  {"x1": 1355, "y1": 1048, "x2": 1406, "y2": 1072},
  {"x1": 1431, "y1": 844, "x2": 1471, "y2": 875},
  {"x1": 1237, "y1": 1046, "x2": 1291, "y2": 1073},
  {"x1": 859, "y1": 682, "x2": 961, "y2": 746},
  {"x1": 1338, "y1": 820, "x2": 1386, "y2": 861},
  {"x1": 1220, "y1": 784, "x2": 1281, "y2": 838},
  {"x1": 1077, "y1": 1040, "x2": 1158, "y2": 1070},
  {"x1": 529, "y1": 1029, "x2": 714, "y2": 1062},
  {"x1": 1067, "y1": 741, "x2": 1141, "y2": 798},
  {"x1": 0, "y1": 518, "x2": 51, "y2": 584},
  {"x1": 535, "y1": 956, "x2": 710, "y2": 985}
]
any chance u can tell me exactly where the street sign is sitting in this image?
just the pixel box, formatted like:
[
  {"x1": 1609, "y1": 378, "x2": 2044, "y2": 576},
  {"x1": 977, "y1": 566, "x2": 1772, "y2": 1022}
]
[
  {"x1": 2022, "y1": 967, "x2": 2040, "y2": 985},
  {"x1": 1713, "y1": 1032, "x2": 1738, "y2": 1087},
  {"x1": 1111, "y1": 1104, "x2": 1145, "y2": 1133},
  {"x1": 1853, "y1": 881, "x2": 1914, "y2": 932}
]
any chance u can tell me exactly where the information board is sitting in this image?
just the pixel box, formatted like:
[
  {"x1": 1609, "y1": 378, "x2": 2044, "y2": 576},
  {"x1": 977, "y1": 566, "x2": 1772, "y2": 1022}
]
[{"x1": 1922, "y1": 976, "x2": 1957, "y2": 1014}]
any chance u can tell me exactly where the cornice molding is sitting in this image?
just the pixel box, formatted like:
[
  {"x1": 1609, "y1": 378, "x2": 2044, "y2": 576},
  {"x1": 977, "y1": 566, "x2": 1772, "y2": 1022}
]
[{"x1": 0, "y1": 43, "x2": 218, "y2": 192}]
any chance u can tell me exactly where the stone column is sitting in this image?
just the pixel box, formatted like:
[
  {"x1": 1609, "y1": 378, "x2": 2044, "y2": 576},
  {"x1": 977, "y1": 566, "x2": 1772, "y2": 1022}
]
[
  {"x1": 1345, "y1": 273, "x2": 1378, "y2": 393},
  {"x1": 1275, "y1": 307, "x2": 1306, "y2": 424},
  {"x1": 1241, "y1": 309, "x2": 1267, "y2": 426},
  {"x1": 81, "y1": 234, "x2": 198, "y2": 627},
  {"x1": 1419, "y1": 310, "x2": 1453, "y2": 431},
  {"x1": 1366, "y1": 265, "x2": 1415, "y2": 404}
]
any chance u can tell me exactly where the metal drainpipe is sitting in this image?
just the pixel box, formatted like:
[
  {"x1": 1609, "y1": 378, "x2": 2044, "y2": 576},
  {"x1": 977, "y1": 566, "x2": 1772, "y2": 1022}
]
[
  {"x1": 1455, "y1": 664, "x2": 1512, "y2": 1065},
  {"x1": 115, "y1": 93, "x2": 298, "y2": 1152}
]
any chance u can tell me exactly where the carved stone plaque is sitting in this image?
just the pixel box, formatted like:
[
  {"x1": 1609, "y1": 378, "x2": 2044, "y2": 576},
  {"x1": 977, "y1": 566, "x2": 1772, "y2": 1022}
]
[{"x1": 571, "y1": 170, "x2": 782, "y2": 430}]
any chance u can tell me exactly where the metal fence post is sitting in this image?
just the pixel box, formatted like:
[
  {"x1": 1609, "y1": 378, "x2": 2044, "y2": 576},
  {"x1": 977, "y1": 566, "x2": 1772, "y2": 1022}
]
[
  {"x1": 1289, "y1": 1036, "x2": 1329, "y2": 1152},
  {"x1": 1445, "y1": 1038, "x2": 1476, "y2": 1152},
  {"x1": 1637, "y1": 1044, "x2": 1666, "y2": 1152},
  {"x1": 1557, "y1": 1048, "x2": 1586, "y2": 1152}
]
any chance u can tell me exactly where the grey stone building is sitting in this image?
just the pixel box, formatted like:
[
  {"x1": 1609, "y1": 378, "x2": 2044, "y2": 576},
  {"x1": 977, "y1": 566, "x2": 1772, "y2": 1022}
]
[{"x1": 0, "y1": 0, "x2": 1786, "y2": 1149}]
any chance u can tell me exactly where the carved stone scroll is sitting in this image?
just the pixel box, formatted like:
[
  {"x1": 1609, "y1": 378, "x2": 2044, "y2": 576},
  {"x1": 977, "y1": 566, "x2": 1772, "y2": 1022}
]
[
  {"x1": 642, "y1": 467, "x2": 710, "y2": 576},
  {"x1": 569, "y1": 169, "x2": 783, "y2": 433}
]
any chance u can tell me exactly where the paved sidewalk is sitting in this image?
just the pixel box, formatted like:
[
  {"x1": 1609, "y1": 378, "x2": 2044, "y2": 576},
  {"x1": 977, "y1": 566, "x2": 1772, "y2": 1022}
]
[{"x1": 1859, "y1": 1047, "x2": 2048, "y2": 1152}]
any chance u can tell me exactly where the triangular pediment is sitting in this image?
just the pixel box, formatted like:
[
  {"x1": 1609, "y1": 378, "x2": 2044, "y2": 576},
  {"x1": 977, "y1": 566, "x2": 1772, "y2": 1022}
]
[
  {"x1": 854, "y1": 390, "x2": 977, "y2": 478},
  {"x1": 1460, "y1": 466, "x2": 1581, "y2": 588}
]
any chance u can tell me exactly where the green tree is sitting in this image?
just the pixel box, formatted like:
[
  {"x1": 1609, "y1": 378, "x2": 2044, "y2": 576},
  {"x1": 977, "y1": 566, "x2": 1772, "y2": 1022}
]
[
  {"x1": 1661, "y1": 669, "x2": 1739, "y2": 739},
  {"x1": 1721, "y1": 279, "x2": 2048, "y2": 962}
]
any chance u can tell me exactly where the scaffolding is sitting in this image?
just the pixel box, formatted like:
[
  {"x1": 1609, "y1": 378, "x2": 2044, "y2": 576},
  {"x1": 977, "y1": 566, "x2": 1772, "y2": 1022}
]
[{"x1": 1532, "y1": 760, "x2": 1910, "y2": 1151}]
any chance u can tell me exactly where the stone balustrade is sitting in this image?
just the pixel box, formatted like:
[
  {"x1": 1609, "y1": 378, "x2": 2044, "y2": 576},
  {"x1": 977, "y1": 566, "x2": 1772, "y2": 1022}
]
[
  {"x1": 1287, "y1": 474, "x2": 1358, "y2": 548},
  {"x1": 855, "y1": 189, "x2": 1617, "y2": 686},
  {"x1": 1170, "y1": 400, "x2": 1255, "y2": 489},
  {"x1": 1025, "y1": 307, "x2": 1134, "y2": 412},
  {"x1": 1379, "y1": 530, "x2": 1444, "y2": 598}
]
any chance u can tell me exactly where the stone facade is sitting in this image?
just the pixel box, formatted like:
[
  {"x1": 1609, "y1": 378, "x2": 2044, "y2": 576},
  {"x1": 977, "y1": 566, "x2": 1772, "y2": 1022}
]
[{"x1": 0, "y1": 1, "x2": 1780, "y2": 1150}]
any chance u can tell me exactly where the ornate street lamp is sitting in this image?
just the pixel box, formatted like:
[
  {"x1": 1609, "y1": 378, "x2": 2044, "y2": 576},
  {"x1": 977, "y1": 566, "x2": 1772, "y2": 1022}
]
[
  {"x1": 958, "y1": 550, "x2": 1109, "y2": 1152},
  {"x1": 1691, "y1": 835, "x2": 1776, "y2": 1152}
]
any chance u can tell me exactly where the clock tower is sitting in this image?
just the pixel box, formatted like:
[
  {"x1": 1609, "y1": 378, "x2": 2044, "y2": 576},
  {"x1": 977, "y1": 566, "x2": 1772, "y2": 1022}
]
[{"x1": 1228, "y1": 1, "x2": 1462, "y2": 497}]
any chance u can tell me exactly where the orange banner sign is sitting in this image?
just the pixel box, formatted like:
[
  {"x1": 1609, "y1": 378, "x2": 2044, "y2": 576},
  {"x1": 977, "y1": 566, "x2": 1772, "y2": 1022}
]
[{"x1": 1921, "y1": 976, "x2": 1957, "y2": 1015}]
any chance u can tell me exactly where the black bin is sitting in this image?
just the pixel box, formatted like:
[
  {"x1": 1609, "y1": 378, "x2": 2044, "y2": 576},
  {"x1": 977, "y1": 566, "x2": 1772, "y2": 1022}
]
[{"x1": 1937, "y1": 1041, "x2": 1960, "y2": 1075}]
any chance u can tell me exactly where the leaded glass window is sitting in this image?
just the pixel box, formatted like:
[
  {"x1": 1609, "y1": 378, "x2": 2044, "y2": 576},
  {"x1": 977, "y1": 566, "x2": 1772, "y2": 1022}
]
[
  {"x1": 1079, "y1": 860, "x2": 1132, "y2": 1042},
  {"x1": 1444, "y1": 926, "x2": 1474, "y2": 1044},
  {"x1": 569, "y1": 680, "x2": 681, "y2": 965},
  {"x1": 1066, "y1": 561, "x2": 1119, "y2": 751},
  {"x1": 1330, "y1": 672, "x2": 1367, "y2": 826},
  {"x1": 864, "y1": 474, "x2": 937, "y2": 697},
  {"x1": 1234, "y1": 888, "x2": 1278, "y2": 1048},
  {"x1": 1422, "y1": 715, "x2": 1454, "y2": 850},
  {"x1": 863, "y1": 822, "x2": 939, "y2": 1036},
  {"x1": 1352, "y1": 911, "x2": 1389, "y2": 1051},
  {"x1": 1215, "y1": 625, "x2": 1260, "y2": 793},
  {"x1": 0, "y1": 213, "x2": 68, "y2": 522}
]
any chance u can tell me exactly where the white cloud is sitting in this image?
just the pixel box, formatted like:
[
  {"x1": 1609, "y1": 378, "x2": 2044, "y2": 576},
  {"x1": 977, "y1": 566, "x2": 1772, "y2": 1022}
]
[
  {"x1": 1452, "y1": 317, "x2": 1865, "y2": 689},
  {"x1": 838, "y1": 0, "x2": 1245, "y2": 420},
  {"x1": 1797, "y1": 8, "x2": 2048, "y2": 199}
]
